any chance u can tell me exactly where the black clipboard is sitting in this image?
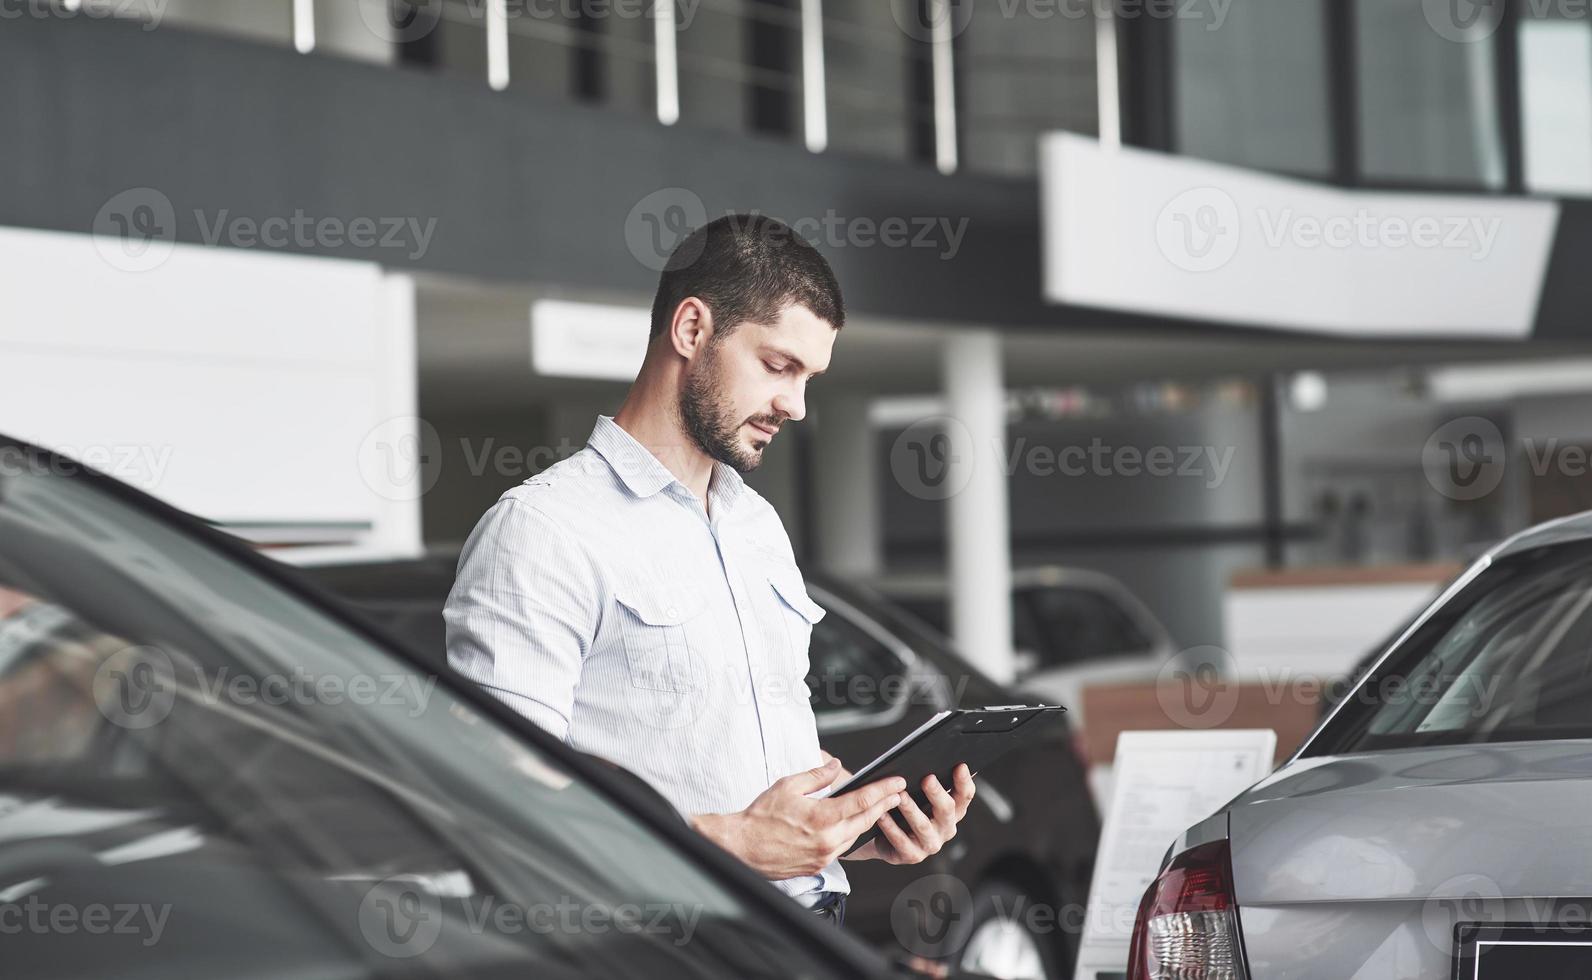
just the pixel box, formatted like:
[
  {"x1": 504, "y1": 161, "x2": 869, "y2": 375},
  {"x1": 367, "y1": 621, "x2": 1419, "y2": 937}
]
[{"x1": 815, "y1": 704, "x2": 1068, "y2": 853}]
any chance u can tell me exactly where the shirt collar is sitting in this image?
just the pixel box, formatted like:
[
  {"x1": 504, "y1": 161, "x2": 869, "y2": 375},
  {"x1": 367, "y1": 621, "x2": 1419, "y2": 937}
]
[{"x1": 587, "y1": 415, "x2": 748, "y2": 511}]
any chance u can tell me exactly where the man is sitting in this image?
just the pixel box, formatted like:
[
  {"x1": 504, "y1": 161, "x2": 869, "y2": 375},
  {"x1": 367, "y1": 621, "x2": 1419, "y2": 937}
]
[{"x1": 445, "y1": 213, "x2": 975, "y2": 927}]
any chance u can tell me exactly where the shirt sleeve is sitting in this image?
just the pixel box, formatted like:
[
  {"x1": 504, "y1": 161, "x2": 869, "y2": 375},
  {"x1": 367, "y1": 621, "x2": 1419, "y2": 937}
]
[{"x1": 444, "y1": 496, "x2": 600, "y2": 743}]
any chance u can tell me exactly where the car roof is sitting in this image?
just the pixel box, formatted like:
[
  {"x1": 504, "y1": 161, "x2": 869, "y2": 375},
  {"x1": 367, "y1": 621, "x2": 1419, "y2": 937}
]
[{"x1": 1492, "y1": 509, "x2": 1592, "y2": 559}]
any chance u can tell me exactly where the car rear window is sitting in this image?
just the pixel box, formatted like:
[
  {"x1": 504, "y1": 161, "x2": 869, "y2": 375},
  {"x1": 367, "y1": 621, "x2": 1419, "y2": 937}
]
[{"x1": 1311, "y1": 541, "x2": 1592, "y2": 754}]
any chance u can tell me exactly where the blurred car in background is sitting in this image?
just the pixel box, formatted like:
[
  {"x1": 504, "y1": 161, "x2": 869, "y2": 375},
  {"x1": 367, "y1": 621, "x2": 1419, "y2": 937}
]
[
  {"x1": 868, "y1": 568, "x2": 1176, "y2": 731},
  {"x1": 1128, "y1": 513, "x2": 1592, "y2": 980},
  {"x1": 308, "y1": 556, "x2": 1101, "y2": 980},
  {"x1": 0, "y1": 437, "x2": 916, "y2": 980}
]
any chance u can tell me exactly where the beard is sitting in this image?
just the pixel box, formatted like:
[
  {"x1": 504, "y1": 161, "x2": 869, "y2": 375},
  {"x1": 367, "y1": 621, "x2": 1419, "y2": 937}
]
[{"x1": 678, "y1": 340, "x2": 777, "y2": 474}]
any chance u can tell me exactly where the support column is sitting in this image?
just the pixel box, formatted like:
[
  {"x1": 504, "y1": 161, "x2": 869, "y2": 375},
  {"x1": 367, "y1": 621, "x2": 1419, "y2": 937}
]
[
  {"x1": 813, "y1": 393, "x2": 881, "y2": 578},
  {"x1": 943, "y1": 331, "x2": 1014, "y2": 684}
]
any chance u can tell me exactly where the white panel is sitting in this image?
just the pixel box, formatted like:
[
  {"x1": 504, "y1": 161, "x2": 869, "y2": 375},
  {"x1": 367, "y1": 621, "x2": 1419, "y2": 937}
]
[
  {"x1": 1039, "y1": 133, "x2": 1560, "y2": 336},
  {"x1": 0, "y1": 225, "x2": 420, "y2": 559},
  {"x1": 1521, "y1": 19, "x2": 1592, "y2": 196},
  {"x1": 530, "y1": 299, "x2": 649, "y2": 381},
  {"x1": 1223, "y1": 582, "x2": 1445, "y2": 680}
]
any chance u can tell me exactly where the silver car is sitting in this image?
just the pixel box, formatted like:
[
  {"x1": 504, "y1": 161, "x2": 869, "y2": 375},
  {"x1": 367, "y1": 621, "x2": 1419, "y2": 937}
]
[{"x1": 1130, "y1": 512, "x2": 1592, "y2": 980}]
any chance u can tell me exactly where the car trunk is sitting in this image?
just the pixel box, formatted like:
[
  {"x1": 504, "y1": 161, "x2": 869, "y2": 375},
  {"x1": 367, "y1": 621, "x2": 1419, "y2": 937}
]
[{"x1": 1227, "y1": 741, "x2": 1592, "y2": 979}]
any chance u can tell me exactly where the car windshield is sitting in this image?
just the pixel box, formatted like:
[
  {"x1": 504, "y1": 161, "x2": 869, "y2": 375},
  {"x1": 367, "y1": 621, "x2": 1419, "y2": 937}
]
[
  {"x1": 0, "y1": 447, "x2": 842, "y2": 980},
  {"x1": 1313, "y1": 541, "x2": 1592, "y2": 754}
]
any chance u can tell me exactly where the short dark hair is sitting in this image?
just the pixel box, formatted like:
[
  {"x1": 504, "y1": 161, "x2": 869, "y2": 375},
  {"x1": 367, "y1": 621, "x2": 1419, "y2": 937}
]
[{"x1": 649, "y1": 213, "x2": 845, "y2": 341}]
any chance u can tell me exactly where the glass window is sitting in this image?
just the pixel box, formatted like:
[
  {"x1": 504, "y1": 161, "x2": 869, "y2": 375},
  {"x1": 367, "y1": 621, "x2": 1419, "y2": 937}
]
[
  {"x1": 1316, "y1": 543, "x2": 1592, "y2": 754},
  {"x1": 677, "y1": 0, "x2": 804, "y2": 138},
  {"x1": 1022, "y1": 586, "x2": 1153, "y2": 669},
  {"x1": 0, "y1": 449, "x2": 839, "y2": 977},
  {"x1": 1355, "y1": 0, "x2": 1506, "y2": 187},
  {"x1": 822, "y1": 0, "x2": 928, "y2": 161},
  {"x1": 1520, "y1": 13, "x2": 1592, "y2": 195},
  {"x1": 1174, "y1": 0, "x2": 1332, "y2": 177},
  {"x1": 959, "y1": 0, "x2": 1098, "y2": 176},
  {"x1": 807, "y1": 601, "x2": 910, "y2": 720}
]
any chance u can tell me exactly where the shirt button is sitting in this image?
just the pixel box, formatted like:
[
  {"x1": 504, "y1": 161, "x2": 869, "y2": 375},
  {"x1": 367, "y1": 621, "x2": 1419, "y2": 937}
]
[{"x1": 667, "y1": 606, "x2": 679, "y2": 618}]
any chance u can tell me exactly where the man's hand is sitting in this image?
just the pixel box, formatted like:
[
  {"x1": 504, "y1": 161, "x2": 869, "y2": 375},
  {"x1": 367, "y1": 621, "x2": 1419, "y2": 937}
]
[
  {"x1": 690, "y1": 758, "x2": 905, "y2": 880},
  {"x1": 836, "y1": 755, "x2": 976, "y2": 866}
]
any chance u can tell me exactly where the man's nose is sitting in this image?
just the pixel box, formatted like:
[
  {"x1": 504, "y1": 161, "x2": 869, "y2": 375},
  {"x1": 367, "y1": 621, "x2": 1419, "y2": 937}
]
[{"x1": 772, "y1": 384, "x2": 806, "y2": 423}]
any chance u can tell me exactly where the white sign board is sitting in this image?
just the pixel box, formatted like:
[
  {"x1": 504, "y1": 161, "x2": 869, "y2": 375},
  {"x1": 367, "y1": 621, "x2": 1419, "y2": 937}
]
[
  {"x1": 530, "y1": 299, "x2": 649, "y2": 381},
  {"x1": 1074, "y1": 729, "x2": 1277, "y2": 980},
  {"x1": 1040, "y1": 132, "x2": 1559, "y2": 337}
]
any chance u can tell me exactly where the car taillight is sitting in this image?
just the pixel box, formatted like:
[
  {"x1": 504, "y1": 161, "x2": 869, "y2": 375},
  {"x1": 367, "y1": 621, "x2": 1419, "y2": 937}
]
[{"x1": 1126, "y1": 839, "x2": 1246, "y2": 980}]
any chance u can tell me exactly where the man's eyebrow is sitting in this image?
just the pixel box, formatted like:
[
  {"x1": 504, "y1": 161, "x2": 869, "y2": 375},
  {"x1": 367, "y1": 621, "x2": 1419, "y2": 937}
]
[{"x1": 763, "y1": 346, "x2": 826, "y2": 377}]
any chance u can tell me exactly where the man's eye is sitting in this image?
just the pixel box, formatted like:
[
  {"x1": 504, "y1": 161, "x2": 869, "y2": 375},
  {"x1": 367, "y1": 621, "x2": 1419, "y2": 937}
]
[{"x1": 764, "y1": 361, "x2": 784, "y2": 374}]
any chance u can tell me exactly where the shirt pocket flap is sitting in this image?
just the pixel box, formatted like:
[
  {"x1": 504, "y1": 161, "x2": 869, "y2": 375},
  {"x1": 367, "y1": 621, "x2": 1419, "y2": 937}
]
[
  {"x1": 615, "y1": 587, "x2": 706, "y2": 626},
  {"x1": 767, "y1": 567, "x2": 826, "y2": 625}
]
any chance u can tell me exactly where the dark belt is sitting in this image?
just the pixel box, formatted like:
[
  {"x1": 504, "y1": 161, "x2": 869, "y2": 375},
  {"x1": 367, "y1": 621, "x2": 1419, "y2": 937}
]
[{"x1": 808, "y1": 891, "x2": 847, "y2": 926}]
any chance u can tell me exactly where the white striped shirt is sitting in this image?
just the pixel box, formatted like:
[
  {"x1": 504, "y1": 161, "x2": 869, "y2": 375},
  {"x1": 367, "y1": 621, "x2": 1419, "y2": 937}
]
[{"x1": 445, "y1": 415, "x2": 846, "y2": 904}]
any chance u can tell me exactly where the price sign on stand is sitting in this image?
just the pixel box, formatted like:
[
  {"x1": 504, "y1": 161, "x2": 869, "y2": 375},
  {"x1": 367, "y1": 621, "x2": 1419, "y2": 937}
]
[{"x1": 1073, "y1": 729, "x2": 1276, "y2": 980}]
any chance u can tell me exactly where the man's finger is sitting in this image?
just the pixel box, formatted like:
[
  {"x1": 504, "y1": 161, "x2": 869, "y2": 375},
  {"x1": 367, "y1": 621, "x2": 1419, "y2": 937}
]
[
  {"x1": 897, "y1": 792, "x2": 940, "y2": 846},
  {"x1": 875, "y1": 806, "x2": 918, "y2": 859},
  {"x1": 830, "y1": 775, "x2": 907, "y2": 818},
  {"x1": 781, "y1": 758, "x2": 842, "y2": 795},
  {"x1": 835, "y1": 787, "x2": 904, "y2": 842}
]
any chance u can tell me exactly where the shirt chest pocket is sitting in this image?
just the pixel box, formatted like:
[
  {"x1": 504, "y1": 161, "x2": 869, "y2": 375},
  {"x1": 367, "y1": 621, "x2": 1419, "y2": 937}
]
[
  {"x1": 614, "y1": 587, "x2": 707, "y2": 693},
  {"x1": 763, "y1": 563, "x2": 826, "y2": 678}
]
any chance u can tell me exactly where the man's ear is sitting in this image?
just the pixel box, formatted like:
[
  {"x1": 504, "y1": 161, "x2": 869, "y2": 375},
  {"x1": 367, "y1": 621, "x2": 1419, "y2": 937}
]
[{"x1": 666, "y1": 297, "x2": 714, "y2": 360}]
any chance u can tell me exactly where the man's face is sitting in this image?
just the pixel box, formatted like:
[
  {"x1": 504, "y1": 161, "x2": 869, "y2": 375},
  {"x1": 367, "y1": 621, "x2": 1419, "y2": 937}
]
[{"x1": 679, "y1": 303, "x2": 836, "y2": 473}]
